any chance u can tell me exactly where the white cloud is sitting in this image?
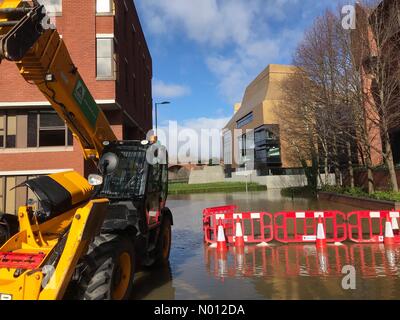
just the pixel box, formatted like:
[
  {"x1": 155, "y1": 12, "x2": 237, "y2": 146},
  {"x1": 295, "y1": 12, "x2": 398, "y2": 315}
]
[
  {"x1": 153, "y1": 80, "x2": 191, "y2": 99},
  {"x1": 138, "y1": 0, "x2": 342, "y2": 104},
  {"x1": 137, "y1": 0, "x2": 309, "y2": 104}
]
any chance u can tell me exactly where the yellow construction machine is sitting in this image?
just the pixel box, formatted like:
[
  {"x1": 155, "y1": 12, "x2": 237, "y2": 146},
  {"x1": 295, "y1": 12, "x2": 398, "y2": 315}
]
[{"x1": 0, "y1": 0, "x2": 172, "y2": 300}]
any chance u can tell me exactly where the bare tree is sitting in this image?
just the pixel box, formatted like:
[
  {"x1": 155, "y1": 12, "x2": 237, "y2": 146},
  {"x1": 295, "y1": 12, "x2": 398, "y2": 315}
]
[
  {"x1": 277, "y1": 6, "x2": 379, "y2": 193},
  {"x1": 355, "y1": 0, "x2": 400, "y2": 191},
  {"x1": 275, "y1": 71, "x2": 320, "y2": 191}
]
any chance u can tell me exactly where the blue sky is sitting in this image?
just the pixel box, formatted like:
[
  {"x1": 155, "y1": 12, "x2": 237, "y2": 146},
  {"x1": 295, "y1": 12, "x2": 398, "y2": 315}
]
[{"x1": 135, "y1": 0, "x2": 353, "y2": 143}]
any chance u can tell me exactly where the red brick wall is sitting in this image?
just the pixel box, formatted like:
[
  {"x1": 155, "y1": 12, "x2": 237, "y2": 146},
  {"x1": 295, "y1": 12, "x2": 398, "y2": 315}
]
[
  {"x1": 0, "y1": 1, "x2": 115, "y2": 102},
  {"x1": 0, "y1": 0, "x2": 152, "y2": 176},
  {"x1": 115, "y1": 0, "x2": 153, "y2": 139},
  {"x1": 0, "y1": 139, "x2": 84, "y2": 175},
  {"x1": 344, "y1": 169, "x2": 400, "y2": 191}
]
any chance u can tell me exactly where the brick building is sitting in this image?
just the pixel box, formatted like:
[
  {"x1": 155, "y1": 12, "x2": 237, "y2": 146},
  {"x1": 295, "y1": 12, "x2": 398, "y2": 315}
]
[
  {"x1": 0, "y1": 0, "x2": 153, "y2": 214},
  {"x1": 353, "y1": 1, "x2": 400, "y2": 167}
]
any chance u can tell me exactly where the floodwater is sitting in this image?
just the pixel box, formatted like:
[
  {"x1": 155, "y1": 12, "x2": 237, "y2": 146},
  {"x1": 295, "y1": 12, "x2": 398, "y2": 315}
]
[{"x1": 131, "y1": 190, "x2": 400, "y2": 300}]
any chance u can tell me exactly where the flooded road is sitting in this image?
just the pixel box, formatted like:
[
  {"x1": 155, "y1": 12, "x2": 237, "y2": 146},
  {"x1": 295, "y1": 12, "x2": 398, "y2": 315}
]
[{"x1": 132, "y1": 190, "x2": 400, "y2": 300}]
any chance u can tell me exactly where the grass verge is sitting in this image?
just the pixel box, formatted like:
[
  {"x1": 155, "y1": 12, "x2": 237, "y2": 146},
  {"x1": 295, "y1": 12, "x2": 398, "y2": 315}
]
[{"x1": 168, "y1": 182, "x2": 267, "y2": 195}]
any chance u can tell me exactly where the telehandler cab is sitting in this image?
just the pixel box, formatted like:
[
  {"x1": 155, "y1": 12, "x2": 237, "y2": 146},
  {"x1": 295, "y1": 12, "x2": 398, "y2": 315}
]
[{"x1": 0, "y1": 0, "x2": 173, "y2": 300}]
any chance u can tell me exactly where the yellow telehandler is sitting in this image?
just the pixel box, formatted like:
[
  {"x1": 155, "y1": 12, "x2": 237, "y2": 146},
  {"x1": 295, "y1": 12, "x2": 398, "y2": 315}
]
[{"x1": 0, "y1": 0, "x2": 173, "y2": 300}]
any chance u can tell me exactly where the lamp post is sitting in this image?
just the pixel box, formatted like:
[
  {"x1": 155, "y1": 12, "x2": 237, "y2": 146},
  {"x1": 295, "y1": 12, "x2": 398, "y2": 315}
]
[{"x1": 154, "y1": 101, "x2": 170, "y2": 136}]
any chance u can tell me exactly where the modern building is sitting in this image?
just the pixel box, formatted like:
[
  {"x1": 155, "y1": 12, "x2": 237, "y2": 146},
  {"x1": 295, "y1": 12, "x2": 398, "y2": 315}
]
[
  {"x1": 0, "y1": 0, "x2": 152, "y2": 214},
  {"x1": 222, "y1": 64, "x2": 299, "y2": 177}
]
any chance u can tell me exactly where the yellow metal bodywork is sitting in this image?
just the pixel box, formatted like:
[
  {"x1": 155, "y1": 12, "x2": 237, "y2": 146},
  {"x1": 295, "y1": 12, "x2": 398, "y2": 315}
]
[
  {"x1": 50, "y1": 171, "x2": 94, "y2": 206},
  {"x1": 0, "y1": 171, "x2": 104, "y2": 300},
  {"x1": 0, "y1": 198, "x2": 109, "y2": 300},
  {"x1": 0, "y1": 1, "x2": 119, "y2": 300}
]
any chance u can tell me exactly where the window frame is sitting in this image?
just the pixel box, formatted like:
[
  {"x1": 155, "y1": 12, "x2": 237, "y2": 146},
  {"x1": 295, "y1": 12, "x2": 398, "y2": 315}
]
[
  {"x1": 96, "y1": 0, "x2": 115, "y2": 16},
  {"x1": 0, "y1": 112, "x2": 17, "y2": 149},
  {"x1": 96, "y1": 35, "x2": 116, "y2": 80},
  {"x1": 0, "y1": 113, "x2": 5, "y2": 149}
]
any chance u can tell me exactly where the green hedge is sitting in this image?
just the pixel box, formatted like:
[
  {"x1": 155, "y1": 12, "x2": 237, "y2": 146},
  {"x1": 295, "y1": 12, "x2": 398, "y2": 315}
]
[
  {"x1": 320, "y1": 185, "x2": 400, "y2": 202},
  {"x1": 168, "y1": 182, "x2": 267, "y2": 195}
]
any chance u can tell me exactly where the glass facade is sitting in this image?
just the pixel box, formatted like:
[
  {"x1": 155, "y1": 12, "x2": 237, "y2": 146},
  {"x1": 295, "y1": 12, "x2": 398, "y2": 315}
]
[
  {"x1": 236, "y1": 112, "x2": 254, "y2": 129},
  {"x1": 254, "y1": 125, "x2": 282, "y2": 172}
]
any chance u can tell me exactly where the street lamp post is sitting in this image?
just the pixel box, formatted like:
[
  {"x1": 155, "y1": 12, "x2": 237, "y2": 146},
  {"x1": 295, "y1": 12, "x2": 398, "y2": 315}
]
[{"x1": 154, "y1": 101, "x2": 170, "y2": 136}]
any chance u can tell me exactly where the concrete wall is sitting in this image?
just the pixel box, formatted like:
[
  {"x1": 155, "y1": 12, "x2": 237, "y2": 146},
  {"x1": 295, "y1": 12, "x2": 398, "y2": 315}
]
[
  {"x1": 189, "y1": 166, "x2": 225, "y2": 184},
  {"x1": 188, "y1": 166, "x2": 336, "y2": 188},
  {"x1": 226, "y1": 172, "x2": 336, "y2": 189}
]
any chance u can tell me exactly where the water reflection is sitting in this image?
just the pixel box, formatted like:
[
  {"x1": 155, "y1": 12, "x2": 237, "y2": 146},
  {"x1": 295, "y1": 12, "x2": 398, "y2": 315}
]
[{"x1": 204, "y1": 244, "x2": 400, "y2": 280}]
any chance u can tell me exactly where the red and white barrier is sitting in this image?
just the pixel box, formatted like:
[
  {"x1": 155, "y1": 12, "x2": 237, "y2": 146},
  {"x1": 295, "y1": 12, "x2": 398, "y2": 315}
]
[
  {"x1": 203, "y1": 208, "x2": 273, "y2": 246},
  {"x1": 347, "y1": 211, "x2": 400, "y2": 244},
  {"x1": 274, "y1": 211, "x2": 347, "y2": 244},
  {"x1": 203, "y1": 207, "x2": 400, "y2": 246}
]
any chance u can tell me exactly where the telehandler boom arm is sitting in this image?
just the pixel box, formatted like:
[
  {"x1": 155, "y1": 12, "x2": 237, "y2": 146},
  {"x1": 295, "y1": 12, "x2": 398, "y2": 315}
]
[{"x1": 0, "y1": 0, "x2": 117, "y2": 161}]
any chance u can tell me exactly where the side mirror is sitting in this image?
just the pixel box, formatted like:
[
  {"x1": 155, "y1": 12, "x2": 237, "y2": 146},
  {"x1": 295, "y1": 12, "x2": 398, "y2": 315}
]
[
  {"x1": 99, "y1": 152, "x2": 119, "y2": 175},
  {"x1": 88, "y1": 174, "x2": 103, "y2": 186}
]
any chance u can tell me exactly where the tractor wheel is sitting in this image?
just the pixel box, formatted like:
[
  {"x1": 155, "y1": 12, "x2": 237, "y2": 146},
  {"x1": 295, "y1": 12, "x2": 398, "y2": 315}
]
[
  {"x1": 154, "y1": 216, "x2": 172, "y2": 266},
  {"x1": 76, "y1": 234, "x2": 135, "y2": 300}
]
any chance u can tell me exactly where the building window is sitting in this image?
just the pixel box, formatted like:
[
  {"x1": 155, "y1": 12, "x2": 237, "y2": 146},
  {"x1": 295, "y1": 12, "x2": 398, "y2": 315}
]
[
  {"x1": 6, "y1": 115, "x2": 16, "y2": 148},
  {"x1": 0, "y1": 114, "x2": 4, "y2": 148},
  {"x1": 238, "y1": 131, "x2": 254, "y2": 165},
  {"x1": 27, "y1": 111, "x2": 72, "y2": 148},
  {"x1": 254, "y1": 125, "x2": 281, "y2": 165},
  {"x1": 96, "y1": 37, "x2": 115, "y2": 79},
  {"x1": 0, "y1": 175, "x2": 40, "y2": 215},
  {"x1": 223, "y1": 131, "x2": 232, "y2": 165},
  {"x1": 237, "y1": 112, "x2": 254, "y2": 129},
  {"x1": 0, "y1": 112, "x2": 16, "y2": 149},
  {"x1": 96, "y1": 0, "x2": 114, "y2": 15},
  {"x1": 44, "y1": 0, "x2": 62, "y2": 15},
  {"x1": 0, "y1": 177, "x2": 3, "y2": 213}
]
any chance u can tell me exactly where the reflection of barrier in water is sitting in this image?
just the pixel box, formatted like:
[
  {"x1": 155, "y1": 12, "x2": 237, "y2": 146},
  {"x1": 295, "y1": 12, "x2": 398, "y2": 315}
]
[
  {"x1": 204, "y1": 244, "x2": 350, "y2": 278},
  {"x1": 275, "y1": 245, "x2": 350, "y2": 277},
  {"x1": 349, "y1": 244, "x2": 400, "y2": 278},
  {"x1": 204, "y1": 243, "x2": 400, "y2": 280}
]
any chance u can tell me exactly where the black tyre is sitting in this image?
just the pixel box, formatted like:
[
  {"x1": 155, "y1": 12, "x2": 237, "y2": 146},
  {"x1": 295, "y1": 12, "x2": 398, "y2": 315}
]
[
  {"x1": 154, "y1": 216, "x2": 172, "y2": 266},
  {"x1": 76, "y1": 234, "x2": 135, "y2": 300}
]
